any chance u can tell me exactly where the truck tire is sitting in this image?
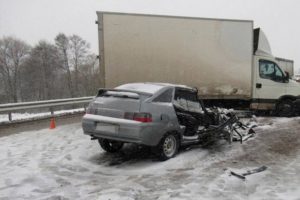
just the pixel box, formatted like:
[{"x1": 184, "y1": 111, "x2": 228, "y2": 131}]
[
  {"x1": 98, "y1": 139, "x2": 124, "y2": 153},
  {"x1": 157, "y1": 133, "x2": 179, "y2": 161},
  {"x1": 276, "y1": 99, "x2": 294, "y2": 117}
]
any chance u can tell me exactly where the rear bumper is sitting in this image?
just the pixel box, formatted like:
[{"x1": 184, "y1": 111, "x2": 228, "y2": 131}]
[{"x1": 82, "y1": 114, "x2": 163, "y2": 146}]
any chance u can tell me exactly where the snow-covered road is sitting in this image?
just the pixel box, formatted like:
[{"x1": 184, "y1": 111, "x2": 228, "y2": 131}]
[{"x1": 0, "y1": 117, "x2": 300, "y2": 200}]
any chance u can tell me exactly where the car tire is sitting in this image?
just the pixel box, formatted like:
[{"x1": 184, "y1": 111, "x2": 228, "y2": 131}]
[
  {"x1": 98, "y1": 139, "x2": 124, "y2": 153},
  {"x1": 276, "y1": 99, "x2": 294, "y2": 117},
  {"x1": 157, "y1": 133, "x2": 179, "y2": 161}
]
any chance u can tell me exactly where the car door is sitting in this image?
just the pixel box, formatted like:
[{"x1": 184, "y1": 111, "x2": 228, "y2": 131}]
[
  {"x1": 253, "y1": 58, "x2": 287, "y2": 110},
  {"x1": 173, "y1": 88, "x2": 205, "y2": 135}
]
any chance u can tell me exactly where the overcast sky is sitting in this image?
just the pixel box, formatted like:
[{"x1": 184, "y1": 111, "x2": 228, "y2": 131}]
[{"x1": 0, "y1": 0, "x2": 299, "y2": 72}]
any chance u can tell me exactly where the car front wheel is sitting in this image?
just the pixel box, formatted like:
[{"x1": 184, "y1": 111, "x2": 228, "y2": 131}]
[{"x1": 98, "y1": 139, "x2": 124, "y2": 153}]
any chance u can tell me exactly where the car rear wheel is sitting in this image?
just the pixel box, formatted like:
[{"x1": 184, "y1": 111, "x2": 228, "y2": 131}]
[
  {"x1": 157, "y1": 133, "x2": 179, "y2": 161},
  {"x1": 98, "y1": 139, "x2": 124, "y2": 153}
]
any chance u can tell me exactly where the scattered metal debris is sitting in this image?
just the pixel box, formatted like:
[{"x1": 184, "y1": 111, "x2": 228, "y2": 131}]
[
  {"x1": 230, "y1": 171, "x2": 246, "y2": 180},
  {"x1": 202, "y1": 110, "x2": 257, "y2": 144},
  {"x1": 230, "y1": 166, "x2": 268, "y2": 180},
  {"x1": 242, "y1": 166, "x2": 268, "y2": 176}
]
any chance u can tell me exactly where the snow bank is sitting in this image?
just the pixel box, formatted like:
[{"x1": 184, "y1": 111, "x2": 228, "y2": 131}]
[{"x1": 0, "y1": 108, "x2": 84, "y2": 123}]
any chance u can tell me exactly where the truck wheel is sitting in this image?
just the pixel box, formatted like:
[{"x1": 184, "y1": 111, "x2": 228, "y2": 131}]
[
  {"x1": 157, "y1": 133, "x2": 179, "y2": 161},
  {"x1": 276, "y1": 99, "x2": 294, "y2": 117},
  {"x1": 98, "y1": 139, "x2": 124, "y2": 153}
]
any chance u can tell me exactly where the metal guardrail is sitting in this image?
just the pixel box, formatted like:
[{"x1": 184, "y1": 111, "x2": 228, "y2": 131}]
[{"x1": 0, "y1": 96, "x2": 94, "y2": 121}]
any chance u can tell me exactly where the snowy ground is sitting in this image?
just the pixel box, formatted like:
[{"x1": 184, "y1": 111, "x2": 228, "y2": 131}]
[
  {"x1": 0, "y1": 108, "x2": 85, "y2": 123},
  {"x1": 0, "y1": 117, "x2": 300, "y2": 200}
]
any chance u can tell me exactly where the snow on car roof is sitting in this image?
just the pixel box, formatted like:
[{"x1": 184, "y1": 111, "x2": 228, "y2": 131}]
[
  {"x1": 150, "y1": 82, "x2": 194, "y2": 90},
  {"x1": 116, "y1": 83, "x2": 164, "y2": 94},
  {"x1": 116, "y1": 82, "x2": 193, "y2": 94}
]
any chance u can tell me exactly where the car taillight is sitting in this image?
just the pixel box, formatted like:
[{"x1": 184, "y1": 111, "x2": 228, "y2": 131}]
[
  {"x1": 133, "y1": 113, "x2": 152, "y2": 123},
  {"x1": 124, "y1": 112, "x2": 152, "y2": 123}
]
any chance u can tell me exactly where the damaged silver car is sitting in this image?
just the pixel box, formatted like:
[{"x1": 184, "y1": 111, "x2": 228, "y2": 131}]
[{"x1": 82, "y1": 83, "x2": 252, "y2": 160}]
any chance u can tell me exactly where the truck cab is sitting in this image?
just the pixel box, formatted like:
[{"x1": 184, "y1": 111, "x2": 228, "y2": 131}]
[{"x1": 251, "y1": 29, "x2": 300, "y2": 116}]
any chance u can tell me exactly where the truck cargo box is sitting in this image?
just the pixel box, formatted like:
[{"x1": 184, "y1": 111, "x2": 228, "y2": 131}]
[{"x1": 97, "y1": 12, "x2": 253, "y2": 99}]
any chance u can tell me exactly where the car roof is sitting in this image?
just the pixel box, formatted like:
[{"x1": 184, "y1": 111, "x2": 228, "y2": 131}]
[{"x1": 115, "y1": 82, "x2": 195, "y2": 94}]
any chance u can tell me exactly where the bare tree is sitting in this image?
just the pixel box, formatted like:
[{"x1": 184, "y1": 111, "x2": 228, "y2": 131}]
[
  {"x1": 69, "y1": 34, "x2": 90, "y2": 96},
  {"x1": 55, "y1": 33, "x2": 74, "y2": 97},
  {"x1": 21, "y1": 41, "x2": 63, "y2": 101},
  {"x1": 0, "y1": 36, "x2": 30, "y2": 102},
  {"x1": 0, "y1": 73, "x2": 6, "y2": 103},
  {"x1": 0, "y1": 34, "x2": 99, "y2": 104},
  {"x1": 79, "y1": 53, "x2": 99, "y2": 96}
]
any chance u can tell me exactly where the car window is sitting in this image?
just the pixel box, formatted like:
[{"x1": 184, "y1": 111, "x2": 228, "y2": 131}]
[
  {"x1": 259, "y1": 60, "x2": 284, "y2": 82},
  {"x1": 185, "y1": 92, "x2": 203, "y2": 113},
  {"x1": 152, "y1": 88, "x2": 173, "y2": 103},
  {"x1": 174, "y1": 90, "x2": 188, "y2": 110},
  {"x1": 174, "y1": 89, "x2": 203, "y2": 113}
]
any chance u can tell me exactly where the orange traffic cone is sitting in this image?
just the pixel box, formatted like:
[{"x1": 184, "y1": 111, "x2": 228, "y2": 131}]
[{"x1": 50, "y1": 118, "x2": 56, "y2": 129}]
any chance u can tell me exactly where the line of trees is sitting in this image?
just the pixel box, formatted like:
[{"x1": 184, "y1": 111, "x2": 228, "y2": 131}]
[{"x1": 0, "y1": 34, "x2": 100, "y2": 104}]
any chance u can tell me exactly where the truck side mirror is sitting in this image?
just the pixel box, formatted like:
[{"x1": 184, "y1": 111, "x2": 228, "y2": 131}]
[{"x1": 284, "y1": 71, "x2": 290, "y2": 82}]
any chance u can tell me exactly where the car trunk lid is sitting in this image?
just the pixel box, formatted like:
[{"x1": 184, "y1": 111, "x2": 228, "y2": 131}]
[{"x1": 89, "y1": 89, "x2": 151, "y2": 119}]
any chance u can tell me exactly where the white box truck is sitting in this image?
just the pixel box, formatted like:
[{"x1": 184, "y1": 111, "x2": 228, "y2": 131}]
[{"x1": 96, "y1": 11, "x2": 300, "y2": 116}]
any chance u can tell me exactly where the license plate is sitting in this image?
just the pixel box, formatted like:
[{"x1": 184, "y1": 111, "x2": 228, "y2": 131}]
[{"x1": 96, "y1": 123, "x2": 119, "y2": 134}]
